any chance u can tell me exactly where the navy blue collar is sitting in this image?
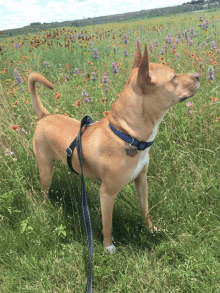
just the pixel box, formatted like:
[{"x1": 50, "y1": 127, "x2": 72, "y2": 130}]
[{"x1": 109, "y1": 124, "x2": 154, "y2": 150}]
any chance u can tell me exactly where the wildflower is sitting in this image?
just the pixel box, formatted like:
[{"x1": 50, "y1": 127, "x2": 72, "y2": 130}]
[
  {"x1": 5, "y1": 150, "x2": 14, "y2": 156},
  {"x1": 177, "y1": 31, "x2": 181, "y2": 38},
  {"x1": 83, "y1": 98, "x2": 89, "y2": 103},
  {"x1": 175, "y1": 39, "x2": 179, "y2": 44},
  {"x1": 91, "y1": 72, "x2": 96, "y2": 81},
  {"x1": 189, "y1": 110, "x2": 194, "y2": 114},
  {"x1": 160, "y1": 47, "x2": 165, "y2": 55},
  {"x1": 199, "y1": 14, "x2": 203, "y2": 22},
  {"x1": 93, "y1": 48, "x2": 98, "y2": 59},
  {"x1": 103, "y1": 111, "x2": 109, "y2": 117},
  {"x1": 20, "y1": 87, "x2": 24, "y2": 92},
  {"x1": 82, "y1": 91, "x2": 89, "y2": 97},
  {"x1": 113, "y1": 47, "x2": 117, "y2": 54},
  {"x1": 106, "y1": 45, "x2": 110, "y2": 50},
  {"x1": 13, "y1": 101, "x2": 18, "y2": 106},
  {"x1": 207, "y1": 67, "x2": 215, "y2": 81},
  {"x1": 190, "y1": 27, "x2": 194, "y2": 35},
  {"x1": 176, "y1": 53, "x2": 180, "y2": 58},
  {"x1": 172, "y1": 44, "x2": 176, "y2": 49},
  {"x1": 123, "y1": 49, "x2": 128, "y2": 57},
  {"x1": 202, "y1": 22, "x2": 206, "y2": 30},
  {"x1": 149, "y1": 44, "x2": 154, "y2": 52},
  {"x1": 101, "y1": 98, "x2": 108, "y2": 103},
  {"x1": 184, "y1": 30, "x2": 188, "y2": 40},
  {"x1": 11, "y1": 125, "x2": 19, "y2": 131},
  {"x1": 74, "y1": 68, "x2": 79, "y2": 74},
  {"x1": 186, "y1": 101, "x2": 192, "y2": 107},
  {"x1": 160, "y1": 56, "x2": 165, "y2": 61},
  {"x1": 111, "y1": 62, "x2": 118, "y2": 74},
  {"x1": 65, "y1": 75, "x2": 70, "y2": 81},
  {"x1": 209, "y1": 96, "x2": 217, "y2": 101},
  {"x1": 75, "y1": 100, "x2": 81, "y2": 108},
  {"x1": 103, "y1": 74, "x2": 108, "y2": 83},
  {"x1": 14, "y1": 44, "x2": 22, "y2": 49},
  {"x1": 45, "y1": 61, "x2": 50, "y2": 68},
  {"x1": 206, "y1": 19, "x2": 209, "y2": 29},
  {"x1": 166, "y1": 33, "x2": 172, "y2": 44},
  {"x1": 54, "y1": 93, "x2": 61, "y2": 99},
  {"x1": 13, "y1": 68, "x2": 22, "y2": 84}
]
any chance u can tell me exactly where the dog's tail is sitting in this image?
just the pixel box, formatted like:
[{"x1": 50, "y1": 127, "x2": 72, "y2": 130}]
[{"x1": 28, "y1": 72, "x2": 54, "y2": 120}]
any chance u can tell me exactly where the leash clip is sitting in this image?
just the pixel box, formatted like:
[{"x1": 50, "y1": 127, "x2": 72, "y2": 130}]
[{"x1": 66, "y1": 147, "x2": 72, "y2": 156}]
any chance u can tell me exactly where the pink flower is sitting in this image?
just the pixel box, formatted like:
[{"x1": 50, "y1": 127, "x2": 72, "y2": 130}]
[{"x1": 186, "y1": 101, "x2": 192, "y2": 107}]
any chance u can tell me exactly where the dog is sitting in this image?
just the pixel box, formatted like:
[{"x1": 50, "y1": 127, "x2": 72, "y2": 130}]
[{"x1": 28, "y1": 42, "x2": 200, "y2": 254}]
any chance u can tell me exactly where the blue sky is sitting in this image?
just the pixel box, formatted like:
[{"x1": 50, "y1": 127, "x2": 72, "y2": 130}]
[{"x1": 0, "y1": 0, "x2": 186, "y2": 31}]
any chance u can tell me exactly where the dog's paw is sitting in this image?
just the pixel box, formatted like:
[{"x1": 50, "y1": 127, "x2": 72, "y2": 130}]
[{"x1": 105, "y1": 244, "x2": 116, "y2": 254}]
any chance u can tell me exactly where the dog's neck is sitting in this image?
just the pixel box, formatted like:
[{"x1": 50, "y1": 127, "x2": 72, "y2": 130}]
[{"x1": 108, "y1": 89, "x2": 167, "y2": 142}]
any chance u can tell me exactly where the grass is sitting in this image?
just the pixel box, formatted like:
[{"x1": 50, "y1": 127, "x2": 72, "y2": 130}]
[{"x1": 0, "y1": 10, "x2": 220, "y2": 292}]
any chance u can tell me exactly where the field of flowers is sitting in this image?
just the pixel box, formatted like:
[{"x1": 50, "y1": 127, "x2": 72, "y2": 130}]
[{"x1": 0, "y1": 10, "x2": 220, "y2": 292}]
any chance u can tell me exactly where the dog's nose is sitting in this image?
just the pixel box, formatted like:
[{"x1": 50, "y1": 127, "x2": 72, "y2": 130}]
[{"x1": 191, "y1": 73, "x2": 200, "y2": 81}]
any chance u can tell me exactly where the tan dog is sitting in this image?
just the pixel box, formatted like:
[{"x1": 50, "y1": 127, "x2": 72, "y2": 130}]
[{"x1": 28, "y1": 42, "x2": 200, "y2": 253}]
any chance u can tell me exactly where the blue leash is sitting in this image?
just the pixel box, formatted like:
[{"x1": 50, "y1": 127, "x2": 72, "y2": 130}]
[{"x1": 66, "y1": 115, "x2": 93, "y2": 293}]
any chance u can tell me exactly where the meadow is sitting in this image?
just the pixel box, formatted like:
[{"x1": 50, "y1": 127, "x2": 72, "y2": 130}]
[{"x1": 0, "y1": 10, "x2": 220, "y2": 292}]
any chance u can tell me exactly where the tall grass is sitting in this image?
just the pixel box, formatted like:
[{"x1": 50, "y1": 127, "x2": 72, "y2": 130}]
[{"x1": 0, "y1": 10, "x2": 220, "y2": 292}]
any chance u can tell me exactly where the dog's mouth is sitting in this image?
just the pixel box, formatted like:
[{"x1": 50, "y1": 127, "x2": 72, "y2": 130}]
[{"x1": 180, "y1": 83, "x2": 200, "y2": 103}]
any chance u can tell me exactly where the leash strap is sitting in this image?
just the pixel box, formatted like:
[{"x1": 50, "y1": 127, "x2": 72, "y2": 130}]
[
  {"x1": 109, "y1": 124, "x2": 154, "y2": 150},
  {"x1": 66, "y1": 115, "x2": 94, "y2": 293}
]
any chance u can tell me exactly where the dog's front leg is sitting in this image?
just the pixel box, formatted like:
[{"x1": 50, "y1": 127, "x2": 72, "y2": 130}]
[
  {"x1": 100, "y1": 183, "x2": 117, "y2": 254},
  {"x1": 134, "y1": 169, "x2": 154, "y2": 231}
]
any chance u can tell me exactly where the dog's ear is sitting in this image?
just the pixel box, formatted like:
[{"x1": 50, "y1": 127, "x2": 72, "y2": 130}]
[
  {"x1": 132, "y1": 41, "x2": 142, "y2": 69},
  {"x1": 138, "y1": 45, "x2": 157, "y2": 86}
]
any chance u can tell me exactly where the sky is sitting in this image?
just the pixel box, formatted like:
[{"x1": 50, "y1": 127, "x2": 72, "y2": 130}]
[{"x1": 0, "y1": 0, "x2": 186, "y2": 31}]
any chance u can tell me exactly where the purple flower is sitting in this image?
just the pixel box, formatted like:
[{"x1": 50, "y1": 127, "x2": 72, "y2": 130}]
[
  {"x1": 199, "y1": 14, "x2": 203, "y2": 22},
  {"x1": 202, "y1": 22, "x2": 206, "y2": 30},
  {"x1": 13, "y1": 68, "x2": 22, "y2": 84},
  {"x1": 190, "y1": 27, "x2": 194, "y2": 35},
  {"x1": 65, "y1": 75, "x2": 70, "y2": 81},
  {"x1": 45, "y1": 61, "x2": 50, "y2": 68},
  {"x1": 189, "y1": 110, "x2": 194, "y2": 114},
  {"x1": 103, "y1": 75, "x2": 108, "y2": 83},
  {"x1": 91, "y1": 72, "x2": 96, "y2": 81},
  {"x1": 184, "y1": 30, "x2": 188, "y2": 40},
  {"x1": 175, "y1": 39, "x2": 179, "y2": 44},
  {"x1": 172, "y1": 44, "x2": 176, "y2": 49},
  {"x1": 106, "y1": 45, "x2": 110, "y2": 50},
  {"x1": 123, "y1": 49, "x2": 128, "y2": 57},
  {"x1": 83, "y1": 98, "x2": 89, "y2": 103},
  {"x1": 160, "y1": 47, "x2": 165, "y2": 55},
  {"x1": 111, "y1": 62, "x2": 118, "y2": 74},
  {"x1": 207, "y1": 67, "x2": 214, "y2": 81},
  {"x1": 74, "y1": 68, "x2": 79, "y2": 74},
  {"x1": 93, "y1": 48, "x2": 98, "y2": 59},
  {"x1": 82, "y1": 91, "x2": 89, "y2": 97},
  {"x1": 14, "y1": 44, "x2": 22, "y2": 48},
  {"x1": 177, "y1": 31, "x2": 181, "y2": 38},
  {"x1": 113, "y1": 47, "x2": 117, "y2": 54},
  {"x1": 20, "y1": 87, "x2": 24, "y2": 92},
  {"x1": 176, "y1": 53, "x2": 180, "y2": 58},
  {"x1": 186, "y1": 101, "x2": 192, "y2": 107},
  {"x1": 149, "y1": 44, "x2": 154, "y2": 52}
]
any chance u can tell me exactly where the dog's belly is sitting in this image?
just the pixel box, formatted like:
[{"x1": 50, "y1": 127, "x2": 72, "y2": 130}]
[{"x1": 131, "y1": 149, "x2": 150, "y2": 180}]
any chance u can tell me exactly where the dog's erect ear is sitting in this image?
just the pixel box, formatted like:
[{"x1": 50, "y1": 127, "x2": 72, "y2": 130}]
[
  {"x1": 132, "y1": 41, "x2": 142, "y2": 69},
  {"x1": 138, "y1": 45, "x2": 157, "y2": 86}
]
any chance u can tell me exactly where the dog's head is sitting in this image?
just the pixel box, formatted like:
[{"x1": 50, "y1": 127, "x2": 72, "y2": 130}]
[{"x1": 130, "y1": 42, "x2": 200, "y2": 111}]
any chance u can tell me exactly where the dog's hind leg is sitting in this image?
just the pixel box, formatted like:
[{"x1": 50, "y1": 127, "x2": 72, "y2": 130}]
[
  {"x1": 33, "y1": 140, "x2": 55, "y2": 198},
  {"x1": 134, "y1": 169, "x2": 154, "y2": 231}
]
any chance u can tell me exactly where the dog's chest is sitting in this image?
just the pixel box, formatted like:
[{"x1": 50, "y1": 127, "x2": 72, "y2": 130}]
[
  {"x1": 131, "y1": 122, "x2": 160, "y2": 180},
  {"x1": 131, "y1": 149, "x2": 150, "y2": 179}
]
